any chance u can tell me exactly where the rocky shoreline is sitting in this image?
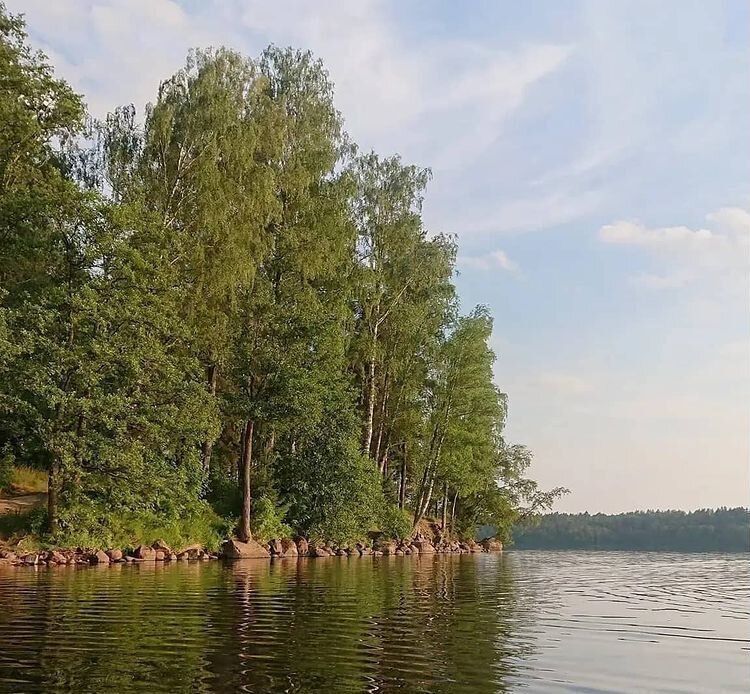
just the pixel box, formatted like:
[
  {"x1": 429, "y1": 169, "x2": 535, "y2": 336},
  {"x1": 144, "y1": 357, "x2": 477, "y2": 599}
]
[{"x1": 0, "y1": 536, "x2": 503, "y2": 568}]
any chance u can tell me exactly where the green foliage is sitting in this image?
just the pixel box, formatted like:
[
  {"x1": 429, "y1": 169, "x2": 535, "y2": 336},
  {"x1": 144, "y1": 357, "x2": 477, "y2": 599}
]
[
  {"x1": 51, "y1": 502, "x2": 229, "y2": 552},
  {"x1": 0, "y1": 451, "x2": 12, "y2": 491},
  {"x1": 250, "y1": 496, "x2": 292, "y2": 543},
  {"x1": 276, "y1": 392, "x2": 386, "y2": 545},
  {"x1": 378, "y1": 504, "x2": 412, "y2": 540}
]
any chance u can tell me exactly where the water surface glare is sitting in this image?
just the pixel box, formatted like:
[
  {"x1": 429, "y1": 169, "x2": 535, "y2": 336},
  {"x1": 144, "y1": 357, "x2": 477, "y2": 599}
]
[{"x1": 0, "y1": 551, "x2": 747, "y2": 692}]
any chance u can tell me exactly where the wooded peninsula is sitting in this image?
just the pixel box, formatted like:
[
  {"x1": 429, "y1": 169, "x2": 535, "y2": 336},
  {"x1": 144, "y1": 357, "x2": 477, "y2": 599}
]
[{"x1": 0, "y1": 6, "x2": 565, "y2": 560}]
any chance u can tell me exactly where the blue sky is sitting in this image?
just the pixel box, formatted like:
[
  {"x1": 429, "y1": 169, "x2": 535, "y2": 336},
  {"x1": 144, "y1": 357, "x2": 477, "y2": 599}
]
[{"x1": 10, "y1": 0, "x2": 749, "y2": 512}]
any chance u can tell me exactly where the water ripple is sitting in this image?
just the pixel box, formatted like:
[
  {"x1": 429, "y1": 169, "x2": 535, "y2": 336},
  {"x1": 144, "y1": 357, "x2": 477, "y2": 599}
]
[{"x1": 0, "y1": 551, "x2": 748, "y2": 693}]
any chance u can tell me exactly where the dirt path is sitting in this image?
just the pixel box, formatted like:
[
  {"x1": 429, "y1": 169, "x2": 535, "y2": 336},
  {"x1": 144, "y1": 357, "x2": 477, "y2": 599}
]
[{"x1": 0, "y1": 492, "x2": 46, "y2": 515}]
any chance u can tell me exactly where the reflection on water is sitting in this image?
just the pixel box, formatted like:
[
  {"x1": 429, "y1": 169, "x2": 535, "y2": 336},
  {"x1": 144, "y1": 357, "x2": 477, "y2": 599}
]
[{"x1": 0, "y1": 552, "x2": 747, "y2": 693}]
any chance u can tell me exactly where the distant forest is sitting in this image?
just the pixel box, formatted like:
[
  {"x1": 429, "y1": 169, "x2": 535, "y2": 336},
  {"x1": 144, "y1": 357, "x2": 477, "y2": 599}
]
[{"x1": 509, "y1": 508, "x2": 750, "y2": 552}]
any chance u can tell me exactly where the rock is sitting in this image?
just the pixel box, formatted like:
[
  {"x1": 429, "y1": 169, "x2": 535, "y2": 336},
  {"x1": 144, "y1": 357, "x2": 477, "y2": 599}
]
[
  {"x1": 154, "y1": 550, "x2": 165, "y2": 561},
  {"x1": 0, "y1": 550, "x2": 18, "y2": 565},
  {"x1": 309, "y1": 546, "x2": 330, "y2": 557},
  {"x1": 414, "y1": 540, "x2": 435, "y2": 553},
  {"x1": 481, "y1": 539, "x2": 503, "y2": 552},
  {"x1": 166, "y1": 553, "x2": 177, "y2": 561},
  {"x1": 48, "y1": 551, "x2": 67, "y2": 564},
  {"x1": 281, "y1": 539, "x2": 298, "y2": 556},
  {"x1": 221, "y1": 538, "x2": 271, "y2": 559},
  {"x1": 107, "y1": 548, "x2": 123, "y2": 562},
  {"x1": 372, "y1": 550, "x2": 383, "y2": 556},
  {"x1": 152, "y1": 539, "x2": 173, "y2": 554},
  {"x1": 337, "y1": 548, "x2": 348, "y2": 556},
  {"x1": 269, "y1": 539, "x2": 284, "y2": 556},
  {"x1": 21, "y1": 553, "x2": 39, "y2": 566},
  {"x1": 91, "y1": 550, "x2": 110, "y2": 564},
  {"x1": 296, "y1": 538, "x2": 309, "y2": 556},
  {"x1": 176, "y1": 543, "x2": 203, "y2": 555},
  {"x1": 133, "y1": 545, "x2": 156, "y2": 561},
  {"x1": 395, "y1": 549, "x2": 404, "y2": 556},
  {"x1": 376, "y1": 541, "x2": 397, "y2": 556},
  {"x1": 124, "y1": 555, "x2": 135, "y2": 563}
]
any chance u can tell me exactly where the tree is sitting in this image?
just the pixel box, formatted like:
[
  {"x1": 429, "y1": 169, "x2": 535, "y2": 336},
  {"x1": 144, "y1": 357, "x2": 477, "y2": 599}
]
[{"x1": 0, "y1": 7, "x2": 563, "y2": 547}]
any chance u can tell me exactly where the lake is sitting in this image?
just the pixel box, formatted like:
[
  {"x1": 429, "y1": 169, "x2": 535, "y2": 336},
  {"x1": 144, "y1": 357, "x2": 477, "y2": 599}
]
[{"x1": 0, "y1": 551, "x2": 747, "y2": 692}]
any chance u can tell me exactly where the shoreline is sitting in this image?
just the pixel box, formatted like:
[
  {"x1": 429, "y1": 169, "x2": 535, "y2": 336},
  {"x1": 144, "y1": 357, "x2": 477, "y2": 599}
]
[{"x1": 0, "y1": 536, "x2": 503, "y2": 568}]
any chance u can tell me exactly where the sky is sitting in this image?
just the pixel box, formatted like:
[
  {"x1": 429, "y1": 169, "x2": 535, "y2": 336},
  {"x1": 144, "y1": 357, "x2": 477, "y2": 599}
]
[{"x1": 9, "y1": 0, "x2": 749, "y2": 513}]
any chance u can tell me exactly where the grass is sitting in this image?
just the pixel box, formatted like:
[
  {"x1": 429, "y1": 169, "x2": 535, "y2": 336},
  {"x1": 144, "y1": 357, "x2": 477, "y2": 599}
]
[
  {"x1": 1, "y1": 503, "x2": 232, "y2": 553},
  {"x1": 6, "y1": 466, "x2": 48, "y2": 494}
]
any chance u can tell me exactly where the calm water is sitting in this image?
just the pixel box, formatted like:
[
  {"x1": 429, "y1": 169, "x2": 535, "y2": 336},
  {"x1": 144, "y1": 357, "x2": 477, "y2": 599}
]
[{"x1": 0, "y1": 551, "x2": 747, "y2": 693}]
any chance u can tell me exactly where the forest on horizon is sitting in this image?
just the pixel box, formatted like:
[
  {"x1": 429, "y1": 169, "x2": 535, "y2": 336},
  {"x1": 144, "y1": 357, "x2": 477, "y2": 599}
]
[{"x1": 509, "y1": 508, "x2": 750, "y2": 552}]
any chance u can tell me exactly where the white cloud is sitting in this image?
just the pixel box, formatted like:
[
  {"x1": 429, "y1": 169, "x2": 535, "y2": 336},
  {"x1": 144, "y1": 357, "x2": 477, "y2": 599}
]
[
  {"x1": 600, "y1": 220, "x2": 721, "y2": 253},
  {"x1": 458, "y1": 250, "x2": 519, "y2": 274},
  {"x1": 599, "y1": 204, "x2": 750, "y2": 290},
  {"x1": 7, "y1": 0, "x2": 569, "y2": 178},
  {"x1": 707, "y1": 206, "x2": 750, "y2": 237}
]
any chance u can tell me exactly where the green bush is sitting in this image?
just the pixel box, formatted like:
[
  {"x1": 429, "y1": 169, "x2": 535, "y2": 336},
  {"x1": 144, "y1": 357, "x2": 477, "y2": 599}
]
[
  {"x1": 51, "y1": 500, "x2": 231, "y2": 551},
  {"x1": 379, "y1": 504, "x2": 412, "y2": 540},
  {"x1": 250, "y1": 496, "x2": 291, "y2": 542}
]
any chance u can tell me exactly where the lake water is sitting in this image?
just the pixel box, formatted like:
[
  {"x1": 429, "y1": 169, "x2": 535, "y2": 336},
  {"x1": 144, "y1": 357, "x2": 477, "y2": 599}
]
[{"x1": 0, "y1": 551, "x2": 747, "y2": 692}]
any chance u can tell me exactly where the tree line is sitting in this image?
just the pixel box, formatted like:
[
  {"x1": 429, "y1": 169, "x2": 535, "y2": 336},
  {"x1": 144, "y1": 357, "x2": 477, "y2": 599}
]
[
  {"x1": 510, "y1": 508, "x2": 750, "y2": 552},
  {"x1": 0, "y1": 5, "x2": 564, "y2": 548}
]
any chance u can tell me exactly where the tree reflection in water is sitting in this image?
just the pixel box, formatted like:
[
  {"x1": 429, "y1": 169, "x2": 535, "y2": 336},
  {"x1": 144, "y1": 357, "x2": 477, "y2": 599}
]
[{"x1": 0, "y1": 555, "x2": 537, "y2": 693}]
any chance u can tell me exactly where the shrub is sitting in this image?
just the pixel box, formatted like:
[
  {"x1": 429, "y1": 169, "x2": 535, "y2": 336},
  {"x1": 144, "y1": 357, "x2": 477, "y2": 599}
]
[
  {"x1": 250, "y1": 495, "x2": 291, "y2": 542},
  {"x1": 379, "y1": 504, "x2": 412, "y2": 540}
]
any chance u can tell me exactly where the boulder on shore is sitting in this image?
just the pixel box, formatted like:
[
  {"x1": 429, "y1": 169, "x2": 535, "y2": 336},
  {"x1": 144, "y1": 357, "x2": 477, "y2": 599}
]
[
  {"x1": 413, "y1": 540, "x2": 435, "y2": 554},
  {"x1": 481, "y1": 538, "x2": 503, "y2": 552},
  {"x1": 309, "y1": 545, "x2": 331, "y2": 557},
  {"x1": 222, "y1": 538, "x2": 271, "y2": 559},
  {"x1": 295, "y1": 538, "x2": 309, "y2": 556},
  {"x1": 133, "y1": 545, "x2": 156, "y2": 561},
  {"x1": 152, "y1": 539, "x2": 173, "y2": 554},
  {"x1": 376, "y1": 541, "x2": 397, "y2": 556},
  {"x1": 90, "y1": 550, "x2": 110, "y2": 564},
  {"x1": 107, "y1": 548, "x2": 123, "y2": 562},
  {"x1": 281, "y1": 538, "x2": 298, "y2": 556}
]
